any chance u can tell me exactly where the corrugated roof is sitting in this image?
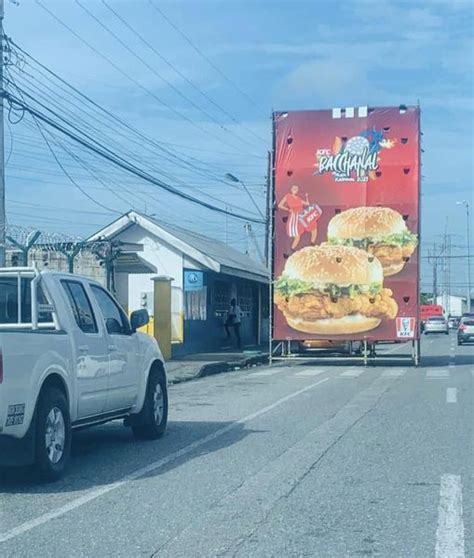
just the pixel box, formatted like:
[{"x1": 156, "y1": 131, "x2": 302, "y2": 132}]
[{"x1": 141, "y1": 213, "x2": 268, "y2": 280}]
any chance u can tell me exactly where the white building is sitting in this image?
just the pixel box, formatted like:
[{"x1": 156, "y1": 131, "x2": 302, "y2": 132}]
[{"x1": 89, "y1": 211, "x2": 268, "y2": 357}]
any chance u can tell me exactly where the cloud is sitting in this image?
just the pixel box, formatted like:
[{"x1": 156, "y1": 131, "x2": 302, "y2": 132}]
[{"x1": 280, "y1": 59, "x2": 370, "y2": 105}]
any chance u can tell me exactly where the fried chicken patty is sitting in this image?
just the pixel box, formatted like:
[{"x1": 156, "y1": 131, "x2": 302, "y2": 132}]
[
  {"x1": 368, "y1": 243, "x2": 416, "y2": 266},
  {"x1": 275, "y1": 288, "x2": 398, "y2": 320}
]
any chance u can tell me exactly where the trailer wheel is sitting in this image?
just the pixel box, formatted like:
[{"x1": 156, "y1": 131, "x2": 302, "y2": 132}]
[{"x1": 34, "y1": 388, "x2": 71, "y2": 481}]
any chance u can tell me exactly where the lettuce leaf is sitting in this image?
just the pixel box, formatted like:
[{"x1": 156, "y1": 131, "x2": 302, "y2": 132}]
[
  {"x1": 275, "y1": 275, "x2": 382, "y2": 298},
  {"x1": 328, "y1": 229, "x2": 418, "y2": 248}
]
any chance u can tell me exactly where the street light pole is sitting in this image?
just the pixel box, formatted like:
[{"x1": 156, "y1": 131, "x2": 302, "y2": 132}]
[
  {"x1": 457, "y1": 201, "x2": 471, "y2": 312},
  {"x1": 224, "y1": 173, "x2": 265, "y2": 221}
]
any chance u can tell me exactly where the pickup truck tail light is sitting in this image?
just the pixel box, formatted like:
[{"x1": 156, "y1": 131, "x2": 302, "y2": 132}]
[
  {"x1": 0, "y1": 350, "x2": 3, "y2": 384},
  {"x1": 458, "y1": 324, "x2": 466, "y2": 332}
]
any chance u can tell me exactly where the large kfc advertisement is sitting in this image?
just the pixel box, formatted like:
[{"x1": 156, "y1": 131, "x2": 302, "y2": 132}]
[{"x1": 273, "y1": 106, "x2": 420, "y2": 341}]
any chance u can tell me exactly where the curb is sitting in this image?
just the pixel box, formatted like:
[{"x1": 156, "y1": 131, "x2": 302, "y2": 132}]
[
  {"x1": 198, "y1": 354, "x2": 269, "y2": 378},
  {"x1": 168, "y1": 354, "x2": 269, "y2": 385}
]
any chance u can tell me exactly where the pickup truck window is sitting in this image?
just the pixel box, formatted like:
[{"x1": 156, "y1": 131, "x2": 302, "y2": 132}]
[
  {"x1": 0, "y1": 277, "x2": 53, "y2": 324},
  {"x1": 62, "y1": 280, "x2": 98, "y2": 334},
  {"x1": 90, "y1": 285, "x2": 131, "y2": 335}
]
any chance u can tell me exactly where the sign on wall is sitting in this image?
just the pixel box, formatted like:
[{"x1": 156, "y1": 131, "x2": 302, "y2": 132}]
[{"x1": 184, "y1": 271, "x2": 204, "y2": 291}]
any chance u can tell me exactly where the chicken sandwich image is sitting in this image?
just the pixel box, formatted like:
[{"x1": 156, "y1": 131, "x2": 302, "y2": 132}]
[
  {"x1": 326, "y1": 207, "x2": 418, "y2": 276},
  {"x1": 274, "y1": 245, "x2": 398, "y2": 334}
]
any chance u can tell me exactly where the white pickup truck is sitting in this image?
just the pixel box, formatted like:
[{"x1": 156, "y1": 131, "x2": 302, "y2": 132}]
[{"x1": 0, "y1": 267, "x2": 168, "y2": 480}]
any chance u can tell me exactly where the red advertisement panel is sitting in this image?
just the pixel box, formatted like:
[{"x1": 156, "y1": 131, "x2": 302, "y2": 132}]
[{"x1": 273, "y1": 107, "x2": 420, "y2": 341}]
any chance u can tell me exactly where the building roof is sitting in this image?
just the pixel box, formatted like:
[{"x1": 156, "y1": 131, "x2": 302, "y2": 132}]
[{"x1": 88, "y1": 211, "x2": 268, "y2": 283}]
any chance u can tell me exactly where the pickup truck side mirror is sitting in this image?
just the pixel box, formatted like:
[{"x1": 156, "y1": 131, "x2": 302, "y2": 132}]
[{"x1": 130, "y1": 309, "x2": 149, "y2": 333}]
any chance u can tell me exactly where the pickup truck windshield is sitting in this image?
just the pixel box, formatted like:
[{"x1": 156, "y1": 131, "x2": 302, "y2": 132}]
[{"x1": 0, "y1": 277, "x2": 53, "y2": 324}]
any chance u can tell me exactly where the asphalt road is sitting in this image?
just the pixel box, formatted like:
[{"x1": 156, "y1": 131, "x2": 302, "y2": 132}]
[{"x1": 0, "y1": 334, "x2": 472, "y2": 557}]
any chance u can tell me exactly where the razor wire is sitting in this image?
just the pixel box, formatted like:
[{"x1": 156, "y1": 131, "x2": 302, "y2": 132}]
[{"x1": 4, "y1": 224, "x2": 111, "y2": 267}]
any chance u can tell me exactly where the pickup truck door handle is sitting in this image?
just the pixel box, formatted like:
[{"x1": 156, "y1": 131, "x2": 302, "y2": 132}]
[
  {"x1": 78, "y1": 346, "x2": 88, "y2": 354},
  {"x1": 108, "y1": 345, "x2": 117, "y2": 353}
]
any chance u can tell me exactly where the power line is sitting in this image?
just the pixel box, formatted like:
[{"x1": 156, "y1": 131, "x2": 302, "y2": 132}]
[
  {"x1": 6, "y1": 70, "x2": 123, "y2": 214},
  {"x1": 34, "y1": 0, "x2": 262, "y2": 156},
  {"x1": 6, "y1": 91, "x2": 266, "y2": 224},
  {"x1": 148, "y1": 0, "x2": 265, "y2": 116},
  {"x1": 9, "y1": 199, "x2": 114, "y2": 216},
  {"x1": 100, "y1": 0, "x2": 267, "y2": 145},
  {"x1": 7, "y1": 39, "x2": 264, "y2": 187},
  {"x1": 74, "y1": 0, "x2": 258, "y2": 149},
  {"x1": 6, "y1": 64, "x2": 240, "y2": 187}
]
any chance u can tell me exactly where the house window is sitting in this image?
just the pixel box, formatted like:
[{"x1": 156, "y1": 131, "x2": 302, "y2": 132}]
[
  {"x1": 238, "y1": 283, "x2": 253, "y2": 313},
  {"x1": 213, "y1": 280, "x2": 231, "y2": 312},
  {"x1": 185, "y1": 287, "x2": 207, "y2": 321}
]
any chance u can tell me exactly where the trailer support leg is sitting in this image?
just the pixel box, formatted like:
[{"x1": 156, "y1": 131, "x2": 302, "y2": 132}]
[{"x1": 363, "y1": 339, "x2": 368, "y2": 367}]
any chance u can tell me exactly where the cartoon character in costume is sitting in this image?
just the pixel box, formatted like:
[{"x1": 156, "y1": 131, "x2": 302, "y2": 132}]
[{"x1": 278, "y1": 185, "x2": 322, "y2": 250}]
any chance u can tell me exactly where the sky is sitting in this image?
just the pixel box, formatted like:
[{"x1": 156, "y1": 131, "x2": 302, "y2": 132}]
[{"x1": 3, "y1": 0, "x2": 474, "y2": 296}]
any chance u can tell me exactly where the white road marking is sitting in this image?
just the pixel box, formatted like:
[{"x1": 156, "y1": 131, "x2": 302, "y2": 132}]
[
  {"x1": 427, "y1": 369, "x2": 450, "y2": 379},
  {"x1": 446, "y1": 388, "x2": 458, "y2": 404},
  {"x1": 382, "y1": 369, "x2": 407, "y2": 377},
  {"x1": 340, "y1": 368, "x2": 364, "y2": 378},
  {"x1": 435, "y1": 474, "x2": 465, "y2": 558},
  {"x1": 294, "y1": 369, "x2": 325, "y2": 377},
  {"x1": 0, "y1": 377, "x2": 330, "y2": 544}
]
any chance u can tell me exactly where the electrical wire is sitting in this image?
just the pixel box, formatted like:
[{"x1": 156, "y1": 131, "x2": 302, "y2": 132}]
[
  {"x1": 6, "y1": 43, "x2": 264, "y2": 187},
  {"x1": 6, "y1": 91, "x2": 266, "y2": 224},
  {"x1": 6, "y1": 38, "x2": 265, "y2": 160},
  {"x1": 101, "y1": 0, "x2": 267, "y2": 145},
  {"x1": 34, "y1": 0, "x2": 264, "y2": 156},
  {"x1": 148, "y1": 0, "x2": 266, "y2": 115}
]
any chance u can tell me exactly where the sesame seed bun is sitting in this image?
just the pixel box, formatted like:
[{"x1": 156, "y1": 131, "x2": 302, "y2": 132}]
[
  {"x1": 283, "y1": 245, "x2": 383, "y2": 287},
  {"x1": 327, "y1": 207, "x2": 407, "y2": 241},
  {"x1": 283, "y1": 313, "x2": 381, "y2": 335}
]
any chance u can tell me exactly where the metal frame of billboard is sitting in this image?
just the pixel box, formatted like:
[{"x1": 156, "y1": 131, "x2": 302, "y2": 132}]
[{"x1": 268, "y1": 106, "x2": 422, "y2": 367}]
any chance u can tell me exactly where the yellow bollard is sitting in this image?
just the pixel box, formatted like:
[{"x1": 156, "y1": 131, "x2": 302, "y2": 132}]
[{"x1": 153, "y1": 276, "x2": 173, "y2": 360}]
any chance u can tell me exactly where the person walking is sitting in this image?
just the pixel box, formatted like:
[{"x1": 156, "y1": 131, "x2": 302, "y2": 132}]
[{"x1": 225, "y1": 298, "x2": 243, "y2": 349}]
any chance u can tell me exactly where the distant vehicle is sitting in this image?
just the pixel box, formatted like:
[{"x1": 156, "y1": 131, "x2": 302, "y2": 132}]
[
  {"x1": 448, "y1": 317, "x2": 460, "y2": 329},
  {"x1": 0, "y1": 268, "x2": 168, "y2": 480},
  {"x1": 420, "y1": 304, "x2": 444, "y2": 322},
  {"x1": 424, "y1": 316, "x2": 449, "y2": 335},
  {"x1": 458, "y1": 317, "x2": 474, "y2": 345}
]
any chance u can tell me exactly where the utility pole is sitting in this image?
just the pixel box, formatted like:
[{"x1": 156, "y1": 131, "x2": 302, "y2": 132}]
[
  {"x1": 0, "y1": 0, "x2": 5, "y2": 267},
  {"x1": 428, "y1": 243, "x2": 445, "y2": 304},
  {"x1": 457, "y1": 201, "x2": 471, "y2": 312},
  {"x1": 264, "y1": 150, "x2": 271, "y2": 267},
  {"x1": 225, "y1": 205, "x2": 228, "y2": 245},
  {"x1": 465, "y1": 203, "x2": 471, "y2": 312},
  {"x1": 244, "y1": 222, "x2": 251, "y2": 256}
]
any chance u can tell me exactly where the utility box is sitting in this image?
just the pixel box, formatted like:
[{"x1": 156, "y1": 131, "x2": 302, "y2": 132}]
[{"x1": 140, "y1": 291, "x2": 154, "y2": 317}]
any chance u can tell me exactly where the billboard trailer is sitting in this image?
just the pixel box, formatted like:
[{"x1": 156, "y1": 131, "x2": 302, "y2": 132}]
[{"x1": 269, "y1": 105, "x2": 421, "y2": 366}]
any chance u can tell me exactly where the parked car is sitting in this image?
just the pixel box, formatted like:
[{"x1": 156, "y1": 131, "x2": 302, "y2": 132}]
[
  {"x1": 458, "y1": 317, "x2": 474, "y2": 345},
  {"x1": 424, "y1": 316, "x2": 449, "y2": 335},
  {"x1": 0, "y1": 267, "x2": 168, "y2": 480},
  {"x1": 448, "y1": 317, "x2": 460, "y2": 329}
]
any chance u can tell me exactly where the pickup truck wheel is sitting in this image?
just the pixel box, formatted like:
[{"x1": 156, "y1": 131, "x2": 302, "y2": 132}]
[
  {"x1": 132, "y1": 369, "x2": 168, "y2": 440},
  {"x1": 35, "y1": 388, "x2": 71, "y2": 481}
]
